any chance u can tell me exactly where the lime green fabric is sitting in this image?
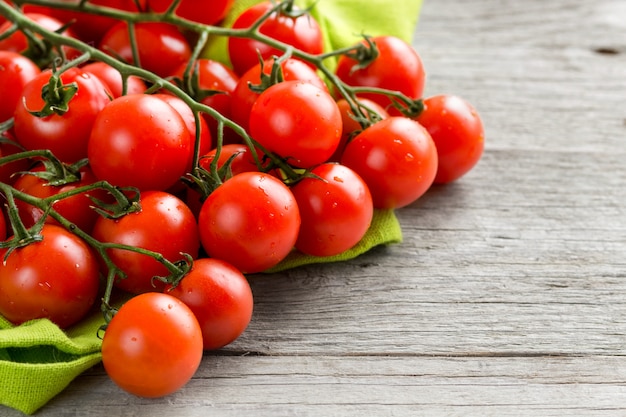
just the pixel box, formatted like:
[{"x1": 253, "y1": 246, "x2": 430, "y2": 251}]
[{"x1": 0, "y1": 0, "x2": 419, "y2": 413}]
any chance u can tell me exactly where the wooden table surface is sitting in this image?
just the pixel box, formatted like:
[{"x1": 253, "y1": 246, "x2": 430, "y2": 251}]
[{"x1": 5, "y1": 0, "x2": 626, "y2": 416}]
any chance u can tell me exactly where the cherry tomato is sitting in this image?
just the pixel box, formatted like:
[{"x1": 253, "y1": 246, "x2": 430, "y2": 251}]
[
  {"x1": 230, "y1": 57, "x2": 328, "y2": 132},
  {"x1": 330, "y1": 97, "x2": 390, "y2": 161},
  {"x1": 415, "y1": 94, "x2": 485, "y2": 184},
  {"x1": 0, "y1": 12, "x2": 81, "y2": 60},
  {"x1": 197, "y1": 171, "x2": 300, "y2": 273},
  {"x1": 228, "y1": 1, "x2": 324, "y2": 75},
  {"x1": 291, "y1": 162, "x2": 373, "y2": 257},
  {"x1": 170, "y1": 59, "x2": 240, "y2": 145},
  {"x1": 165, "y1": 258, "x2": 253, "y2": 350},
  {"x1": 0, "y1": 224, "x2": 100, "y2": 328},
  {"x1": 13, "y1": 67, "x2": 112, "y2": 163},
  {"x1": 101, "y1": 292, "x2": 203, "y2": 398},
  {"x1": 12, "y1": 163, "x2": 108, "y2": 233},
  {"x1": 82, "y1": 61, "x2": 147, "y2": 98},
  {"x1": 0, "y1": 51, "x2": 41, "y2": 123},
  {"x1": 99, "y1": 21, "x2": 191, "y2": 77},
  {"x1": 336, "y1": 36, "x2": 426, "y2": 115},
  {"x1": 148, "y1": 0, "x2": 235, "y2": 26},
  {"x1": 340, "y1": 116, "x2": 438, "y2": 209},
  {"x1": 88, "y1": 93, "x2": 192, "y2": 191},
  {"x1": 249, "y1": 80, "x2": 342, "y2": 168},
  {"x1": 91, "y1": 190, "x2": 200, "y2": 294}
]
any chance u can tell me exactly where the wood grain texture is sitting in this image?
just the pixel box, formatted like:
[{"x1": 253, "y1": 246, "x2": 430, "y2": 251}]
[{"x1": 3, "y1": 0, "x2": 626, "y2": 416}]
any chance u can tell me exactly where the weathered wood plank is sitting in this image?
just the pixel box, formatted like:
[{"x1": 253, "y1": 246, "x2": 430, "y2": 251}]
[{"x1": 33, "y1": 356, "x2": 626, "y2": 417}]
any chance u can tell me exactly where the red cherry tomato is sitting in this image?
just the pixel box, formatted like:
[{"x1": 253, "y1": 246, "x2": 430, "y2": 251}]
[
  {"x1": 13, "y1": 67, "x2": 112, "y2": 163},
  {"x1": 165, "y1": 258, "x2": 254, "y2": 350},
  {"x1": 101, "y1": 292, "x2": 203, "y2": 398},
  {"x1": 197, "y1": 172, "x2": 300, "y2": 273},
  {"x1": 340, "y1": 117, "x2": 438, "y2": 209},
  {"x1": 88, "y1": 93, "x2": 192, "y2": 191},
  {"x1": 336, "y1": 36, "x2": 426, "y2": 115},
  {"x1": 249, "y1": 80, "x2": 342, "y2": 168},
  {"x1": 291, "y1": 162, "x2": 374, "y2": 257},
  {"x1": 91, "y1": 190, "x2": 200, "y2": 294},
  {"x1": 0, "y1": 224, "x2": 100, "y2": 328},
  {"x1": 415, "y1": 94, "x2": 485, "y2": 184},
  {"x1": 228, "y1": 1, "x2": 324, "y2": 75},
  {"x1": 99, "y1": 21, "x2": 191, "y2": 77},
  {"x1": 230, "y1": 57, "x2": 328, "y2": 132}
]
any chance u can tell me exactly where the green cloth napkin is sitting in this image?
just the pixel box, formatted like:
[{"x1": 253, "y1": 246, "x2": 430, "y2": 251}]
[{"x1": 1, "y1": 0, "x2": 420, "y2": 413}]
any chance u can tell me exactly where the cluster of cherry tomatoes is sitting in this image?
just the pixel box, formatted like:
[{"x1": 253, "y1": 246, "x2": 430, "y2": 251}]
[{"x1": 0, "y1": 0, "x2": 484, "y2": 399}]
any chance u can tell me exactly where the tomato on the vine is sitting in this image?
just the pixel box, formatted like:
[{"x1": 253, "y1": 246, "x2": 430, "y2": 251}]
[
  {"x1": 13, "y1": 66, "x2": 112, "y2": 164},
  {"x1": 197, "y1": 171, "x2": 300, "y2": 273},
  {"x1": 227, "y1": 1, "x2": 324, "y2": 75},
  {"x1": 230, "y1": 57, "x2": 328, "y2": 132},
  {"x1": 0, "y1": 224, "x2": 100, "y2": 328},
  {"x1": 0, "y1": 51, "x2": 41, "y2": 123},
  {"x1": 165, "y1": 257, "x2": 254, "y2": 350},
  {"x1": 12, "y1": 163, "x2": 108, "y2": 234},
  {"x1": 101, "y1": 292, "x2": 203, "y2": 398},
  {"x1": 291, "y1": 162, "x2": 374, "y2": 257},
  {"x1": 415, "y1": 94, "x2": 485, "y2": 184},
  {"x1": 91, "y1": 190, "x2": 200, "y2": 294},
  {"x1": 336, "y1": 35, "x2": 426, "y2": 115},
  {"x1": 87, "y1": 93, "x2": 192, "y2": 191},
  {"x1": 99, "y1": 21, "x2": 191, "y2": 77},
  {"x1": 170, "y1": 58, "x2": 240, "y2": 145},
  {"x1": 249, "y1": 80, "x2": 342, "y2": 168},
  {"x1": 340, "y1": 116, "x2": 438, "y2": 209}
]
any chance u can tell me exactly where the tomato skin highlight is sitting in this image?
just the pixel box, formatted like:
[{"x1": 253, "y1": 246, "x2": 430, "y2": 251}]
[
  {"x1": 165, "y1": 258, "x2": 254, "y2": 350},
  {"x1": 415, "y1": 94, "x2": 485, "y2": 184},
  {"x1": 198, "y1": 172, "x2": 300, "y2": 274},
  {"x1": 340, "y1": 116, "x2": 438, "y2": 209},
  {"x1": 0, "y1": 224, "x2": 100, "y2": 329},
  {"x1": 101, "y1": 292, "x2": 203, "y2": 398},
  {"x1": 291, "y1": 163, "x2": 374, "y2": 257},
  {"x1": 249, "y1": 80, "x2": 342, "y2": 168}
]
